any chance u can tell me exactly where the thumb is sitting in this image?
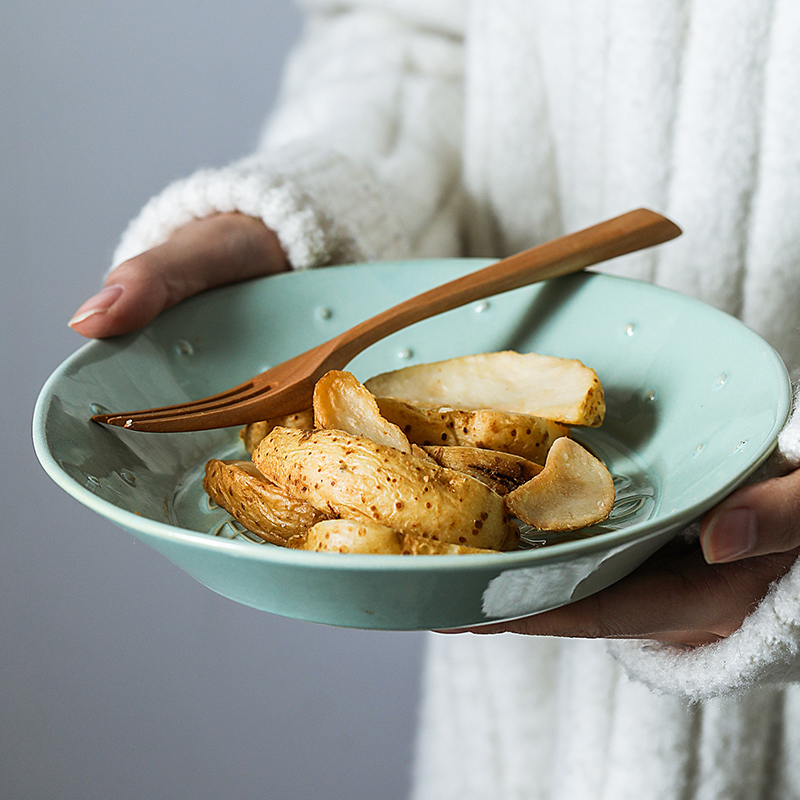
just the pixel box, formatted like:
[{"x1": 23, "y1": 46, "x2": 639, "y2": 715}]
[
  {"x1": 68, "y1": 213, "x2": 289, "y2": 338},
  {"x1": 700, "y1": 468, "x2": 800, "y2": 563}
]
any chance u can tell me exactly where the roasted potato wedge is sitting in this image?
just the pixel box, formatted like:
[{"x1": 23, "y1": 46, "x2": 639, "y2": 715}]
[
  {"x1": 296, "y1": 519, "x2": 503, "y2": 555},
  {"x1": 365, "y1": 350, "x2": 605, "y2": 426},
  {"x1": 300, "y1": 518, "x2": 406, "y2": 554},
  {"x1": 289, "y1": 519, "x2": 499, "y2": 556},
  {"x1": 377, "y1": 397, "x2": 567, "y2": 464},
  {"x1": 504, "y1": 437, "x2": 615, "y2": 531},
  {"x1": 410, "y1": 444, "x2": 438, "y2": 463},
  {"x1": 210, "y1": 351, "x2": 616, "y2": 556},
  {"x1": 252, "y1": 427, "x2": 518, "y2": 550},
  {"x1": 203, "y1": 459, "x2": 328, "y2": 545},
  {"x1": 313, "y1": 370, "x2": 412, "y2": 453},
  {"x1": 423, "y1": 446, "x2": 543, "y2": 495},
  {"x1": 398, "y1": 533, "x2": 500, "y2": 555},
  {"x1": 240, "y1": 410, "x2": 314, "y2": 454}
]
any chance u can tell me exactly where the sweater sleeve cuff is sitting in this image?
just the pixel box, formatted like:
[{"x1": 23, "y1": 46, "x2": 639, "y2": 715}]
[
  {"x1": 111, "y1": 140, "x2": 412, "y2": 271},
  {"x1": 608, "y1": 379, "x2": 800, "y2": 702}
]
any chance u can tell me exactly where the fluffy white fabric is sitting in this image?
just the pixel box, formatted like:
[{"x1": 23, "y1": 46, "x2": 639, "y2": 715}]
[
  {"x1": 609, "y1": 390, "x2": 800, "y2": 702},
  {"x1": 112, "y1": 143, "x2": 412, "y2": 270},
  {"x1": 113, "y1": 0, "x2": 800, "y2": 796}
]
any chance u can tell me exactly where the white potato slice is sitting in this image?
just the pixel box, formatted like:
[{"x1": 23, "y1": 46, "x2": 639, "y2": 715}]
[
  {"x1": 252, "y1": 427, "x2": 518, "y2": 550},
  {"x1": 365, "y1": 350, "x2": 605, "y2": 427},
  {"x1": 504, "y1": 437, "x2": 615, "y2": 531},
  {"x1": 377, "y1": 397, "x2": 567, "y2": 464},
  {"x1": 240, "y1": 409, "x2": 313, "y2": 454},
  {"x1": 313, "y1": 370, "x2": 412, "y2": 453},
  {"x1": 300, "y1": 518, "x2": 405, "y2": 554},
  {"x1": 410, "y1": 444, "x2": 438, "y2": 463},
  {"x1": 298, "y1": 519, "x2": 503, "y2": 555},
  {"x1": 398, "y1": 534, "x2": 501, "y2": 555},
  {"x1": 423, "y1": 445, "x2": 543, "y2": 495},
  {"x1": 203, "y1": 459, "x2": 328, "y2": 545}
]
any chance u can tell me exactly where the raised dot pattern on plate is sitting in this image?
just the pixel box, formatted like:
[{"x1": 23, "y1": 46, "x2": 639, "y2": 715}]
[
  {"x1": 173, "y1": 340, "x2": 194, "y2": 357},
  {"x1": 119, "y1": 469, "x2": 137, "y2": 486}
]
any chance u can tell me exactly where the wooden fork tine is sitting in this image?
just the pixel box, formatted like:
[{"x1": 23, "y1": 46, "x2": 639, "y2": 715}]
[
  {"x1": 91, "y1": 379, "x2": 261, "y2": 430},
  {"x1": 122, "y1": 383, "x2": 263, "y2": 419},
  {"x1": 94, "y1": 389, "x2": 309, "y2": 432},
  {"x1": 91, "y1": 364, "x2": 319, "y2": 432}
]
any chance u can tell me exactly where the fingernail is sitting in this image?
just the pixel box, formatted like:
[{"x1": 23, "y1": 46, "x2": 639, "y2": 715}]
[
  {"x1": 68, "y1": 284, "x2": 124, "y2": 328},
  {"x1": 703, "y1": 507, "x2": 758, "y2": 563}
]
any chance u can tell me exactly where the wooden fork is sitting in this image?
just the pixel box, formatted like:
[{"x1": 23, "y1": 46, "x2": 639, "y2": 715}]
[{"x1": 92, "y1": 208, "x2": 680, "y2": 432}]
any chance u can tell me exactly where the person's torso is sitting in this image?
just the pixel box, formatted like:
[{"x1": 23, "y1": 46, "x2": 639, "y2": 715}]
[{"x1": 461, "y1": 0, "x2": 800, "y2": 367}]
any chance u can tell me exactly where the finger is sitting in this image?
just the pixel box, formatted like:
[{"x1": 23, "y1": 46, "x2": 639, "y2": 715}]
[
  {"x1": 449, "y1": 545, "x2": 795, "y2": 644},
  {"x1": 69, "y1": 213, "x2": 289, "y2": 338},
  {"x1": 700, "y1": 468, "x2": 800, "y2": 563}
]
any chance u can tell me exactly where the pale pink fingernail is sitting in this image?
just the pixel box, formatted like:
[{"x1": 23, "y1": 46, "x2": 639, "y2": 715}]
[
  {"x1": 68, "y1": 284, "x2": 125, "y2": 328},
  {"x1": 703, "y1": 507, "x2": 757, "y2": 563}
]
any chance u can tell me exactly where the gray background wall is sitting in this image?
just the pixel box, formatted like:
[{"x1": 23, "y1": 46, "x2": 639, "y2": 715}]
[{"x1": 2, "y1": 3, "x2": 425, "y2": 798}]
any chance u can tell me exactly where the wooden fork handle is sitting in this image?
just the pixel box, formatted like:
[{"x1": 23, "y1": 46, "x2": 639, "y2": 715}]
[{"x1": 332, "y1": 208, "x2": 681, "y2": 361}]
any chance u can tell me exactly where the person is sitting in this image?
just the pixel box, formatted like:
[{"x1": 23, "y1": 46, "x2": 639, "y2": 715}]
[{"x1": 69, "y1": 2, "x2": 800, "y2": 797}]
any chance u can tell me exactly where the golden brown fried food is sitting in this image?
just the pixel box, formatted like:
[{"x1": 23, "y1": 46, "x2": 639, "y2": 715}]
[
  {"x1": 313, "y1": 370, "x2": 412, "y2": 453},
  {"x1": 209, "y1": 350, "x2": 616, "y2": 556},
  {"x1": 504, "y1": 437, "x2": 615, "y2": 531},
  {"x1": 423, "y1": 445, "x2": 543, "y2": 495},
  {"x1": 240, "y1": 410, "x2": 314, "y2": 454},
  {"x1": 203, "y1": 459, "x2": 328, "y2": 545},
  {"x1": 299, "y1": 518, "x2": 405, "y2": 553},
  {"x1": 296, "y1": 519, "x2": 503, "y2": 555},
  {"x1": 377, "y1": 397, "x2": 567, "y2": 464},
  {"x1": 365, "y1": 350, "x2": 605, "y2": 426},
  {"x1": 252, "y1": 427, "x2": 518, "y2": 550}
]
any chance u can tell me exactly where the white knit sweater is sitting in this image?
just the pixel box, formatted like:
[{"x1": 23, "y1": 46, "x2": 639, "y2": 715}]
[{"x1": 114, "y1": 1, "x2": 800, "y2": 797}]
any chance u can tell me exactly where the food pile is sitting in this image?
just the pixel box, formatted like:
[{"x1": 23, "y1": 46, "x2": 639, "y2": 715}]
[{"x1": 202, "y1": 351, "x2": 615, "y2": 555}]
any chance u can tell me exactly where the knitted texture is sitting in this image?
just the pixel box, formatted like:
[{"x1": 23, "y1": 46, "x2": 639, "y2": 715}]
[
  {"x1": 609, "y1": 388, "x2": 800, "y2": 702},
  {"x1": 113, "y1": 1, "x2": 800, "y2": 797},
  {"x1": 112, "y1": 143, "x2": 411, "y2": 270}
]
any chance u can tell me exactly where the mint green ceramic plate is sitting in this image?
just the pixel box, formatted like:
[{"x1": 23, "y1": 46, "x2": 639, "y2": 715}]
[{"x1": 33, "y1": 262, "x2": 791, "y2": 630}]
